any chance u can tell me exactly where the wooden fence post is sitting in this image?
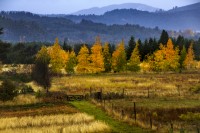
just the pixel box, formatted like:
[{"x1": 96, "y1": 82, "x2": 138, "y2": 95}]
[
  {"x1": 100, "y1": 88, "x2": 103, "y2": 102},
  {"x1": 122, "y1": 88, "x2": 125, "y2": 98},
  {"x1": 149, "y1": 112, "x2": 152, "y2": 129},
  {"x1": 134, "y1": 102, "x2": 136, "y2": 122},
  {"x1": 111, "y1": 103, "x2": 114, "y2": 114},
  {"x1": 121, "y1": 109, "x2": 125, "y2": 119},
  {"x1": 103, "y1": 99, "x2": 106, "y2": 109},
  {"x1": 169, "y1": 123, "x2": 173, "y2": 133},
  {"x1": 90, "y1": 87, "x2": 92, "y2": 98}
]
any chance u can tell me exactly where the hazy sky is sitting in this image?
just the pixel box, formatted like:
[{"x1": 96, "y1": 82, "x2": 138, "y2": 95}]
[{"x1": 0, "y1": 0, "x2": 199, "y2": 14}]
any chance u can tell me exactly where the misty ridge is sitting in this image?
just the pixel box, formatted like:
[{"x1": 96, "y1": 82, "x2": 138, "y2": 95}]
[{"x1": 0, "y1": 2, "x2": 200, "y2": 43}]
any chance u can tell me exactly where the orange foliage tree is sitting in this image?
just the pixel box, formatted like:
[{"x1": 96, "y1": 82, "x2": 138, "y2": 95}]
[
  {"x1": 76, "y1": 45, "x2": 91, "y2": 73},
  {"x1": 153, "y1": 38, "x2": 180, "y2": 71},
  {"x1": 90, "y1": 37, "x2": 105, "y2": 73}
]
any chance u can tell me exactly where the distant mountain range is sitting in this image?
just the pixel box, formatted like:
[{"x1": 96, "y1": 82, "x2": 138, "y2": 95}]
[
  {"x1": 64, "y1": 2, "x2": 200, "y2": 31},
  {"x1": 0, "y1": 12, "x2": 162, "y2": 43},
  {"x1": 72, "y1": 3, "x2": 161, "y2": 15},
  {"x1": 0, "y1": 2, "x2": 200, "y2": 43}
]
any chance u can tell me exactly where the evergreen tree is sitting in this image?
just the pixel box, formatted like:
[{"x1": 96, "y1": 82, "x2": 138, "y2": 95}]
[
  {"x1": 112, "y1": 40, "x2": 127, "y2": 72},
  {"x1": 103, "y1": 42, "x2": 112, "y2": 72},
  {"x1": 76, "y1": 45, "x2": 91, "y2": 73},
  {"x1": 63, "y1": 41, "x2": 72, "y2": 52},
  {"x1": 90, "y1": 37, "x2": 104, "y2": 73},
  {"x1": 32, "y1": 46, "x2": 51, "y2": 93},
  {"x1": 159, "y1": 30, "x2": 169, "y2": 45},
  {"x1": 128, "y1": 42, "x2": 141, "y2": 72},
  {"x1": 126, "y1": 36, "x2": 136, "y2": 60},
  {"x1": 0, "y1": 28, "x2": 3, "y2": 35}
]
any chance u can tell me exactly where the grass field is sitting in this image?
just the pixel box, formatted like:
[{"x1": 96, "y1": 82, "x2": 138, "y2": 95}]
[
  {"x1": 49, "y1": 72, "x2": 200, "y2": 132},
  {"x1": 1, "y1": 71, "x2": 200, "y2": 132}
]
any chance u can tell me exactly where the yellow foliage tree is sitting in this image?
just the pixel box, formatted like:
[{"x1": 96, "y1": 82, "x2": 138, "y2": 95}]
[
  {"x1": 184, "y1": 43, "x2": 195, "y2": 69},
  {"x1": 112, "y1": 40, "x2": 126, "y2": 72},
  {"x1": 65, "y1": 50, "x2": 77, "y2": 73},
  {"x1": 90, "y1": 37, "x2": 105, "y2": 73},
  {"x1": 76, "y1": 45, "x2": 91, "y2": 73},
  {"x1": 128, "y1": 41, "x2": 141, "y2": 72},
  {"x1": 48, "y1": 38, "x2": 69, "y2": 74},
  {"x1": 103, "y1": 42, "x2": 112, "y2": 72},
  {"x1": 153, "y1": 39, "x2": 180, "y2": 71}
]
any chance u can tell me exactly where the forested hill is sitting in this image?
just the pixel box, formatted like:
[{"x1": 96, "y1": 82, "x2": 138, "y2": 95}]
[
  {"x1": 0, "y1": 11, "x2": 162, "y2": 42},
  {"x1": 1, "y1": 1, "x2": 200, "y2": 43},
  {"x1": 64, "y1": 6, "x2": 200, "y2": 31}
]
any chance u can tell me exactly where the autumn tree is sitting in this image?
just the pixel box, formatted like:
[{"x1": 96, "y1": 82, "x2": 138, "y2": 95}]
[
  {"x1": 112, "y1": 40, "x2": 127, "y2": 72},
  {"x1": 184, "y1": 43, "x2": 195, "y2": 69},
  {"x1": 65, "y1": 50, "x2": 77, "y2": 73},
  {"x1": 90, "y1": 37, "x2": 105, "y2": 73},
  {"x1": 153, "y1": 39, "x2": 180, "y2": 71},
  {"x1": 179, "y1": 45, "x2": 187, "y2": 72},
  {"x1": 76, "y1": 45, "x2": 91, "y2": 73},
  {"x1": 32, "y1": 46, "x2": 51, "y2": 93},
  {"x1": 103, "y1": 42, "x2": 112, "y2": 72},
  {"x1": 48, "y1": 38, "x2": 68, "y2": 74},
  {"x1": 128, "y1": 42, "x2": 141, "y2": 72}
]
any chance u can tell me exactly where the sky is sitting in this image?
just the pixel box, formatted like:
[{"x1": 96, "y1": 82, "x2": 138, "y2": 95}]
[{"x1": 0, "y1": 0, "x2": 199, "y2": 14}]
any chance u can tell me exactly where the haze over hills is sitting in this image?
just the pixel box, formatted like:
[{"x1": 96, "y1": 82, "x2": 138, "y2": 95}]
[
  {"x1": 64, "y1": 2, "x2": 200, "y2": 31},
  {"x1": 72, "y1": 3, "x2": 161, "y2": 15},
  {"x1": 168, "y1": 2, "x2": 200, "y2": 12},
  {"x1": 0, "y1": 2, "x2": 200, "y2": 43}
]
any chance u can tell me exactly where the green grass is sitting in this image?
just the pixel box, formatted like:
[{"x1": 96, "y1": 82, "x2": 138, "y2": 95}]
[{"x1": 70, "y1": 101, "x2": 149, "y2": 133}]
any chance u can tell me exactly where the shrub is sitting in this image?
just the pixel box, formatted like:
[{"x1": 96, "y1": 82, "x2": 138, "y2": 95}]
[
  {"x1": 179, "y1": 112, "x2": 200, "y2": 121},
  {"x1": 0, "y1": 80, "x2": 17, "y2": 101},
  {"x1": 20, "y1": 85, "x2": 34, "y2": 94},
  {"x1": 190, "y1": 85, "x2": 200, "y2": 93}
]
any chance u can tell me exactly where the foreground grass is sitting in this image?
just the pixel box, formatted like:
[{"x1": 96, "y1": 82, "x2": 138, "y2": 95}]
[
  {"x1": 0, "y1": 113, "x2": 110, "y2": 133},
  {"x1": 70, "y1": 101, "x2": 148, "y2": 133}
]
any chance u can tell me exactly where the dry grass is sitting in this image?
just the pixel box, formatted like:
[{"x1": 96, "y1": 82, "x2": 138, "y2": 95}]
[
  {"x1": 49, "y1": 73, "x2": 200, "y2": 97},
  {"x1": 0, "y1": 94, "x2": 40, "y2": 106},
  {"x1": 0, "y1": 113, "x2": 110, "y2": 133}
]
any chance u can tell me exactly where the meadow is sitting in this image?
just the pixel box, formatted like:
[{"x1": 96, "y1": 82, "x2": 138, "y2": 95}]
[
  {"x1": 1, "y1": 67, "x2": 200, "y2": 132},
  {"x1": 49, "y1": 72, "x2": 200, "y2": 132}
]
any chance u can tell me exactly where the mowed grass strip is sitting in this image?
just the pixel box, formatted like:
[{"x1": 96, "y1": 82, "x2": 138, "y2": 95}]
[{"x1": 70, "y1": 101, "x2": 148, "y2": 133}]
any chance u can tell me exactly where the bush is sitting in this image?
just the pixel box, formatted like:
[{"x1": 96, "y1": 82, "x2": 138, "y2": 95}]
[
  {"x1": 20, "y1": 85, "x2": 34, "y2": 94},
  {"x1": 0, "y1": 80, "x2": 17, "y2": 101},
  {"x1": 190, "y1": 85, "x2": 200, "y2": 93}
]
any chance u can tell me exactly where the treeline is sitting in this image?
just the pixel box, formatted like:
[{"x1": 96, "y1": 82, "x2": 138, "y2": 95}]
[
  {"x1": 0, "y1": 30, "x2": 200, "y2": 68},
  {"x1": 31, "y1": 31, "x2": 200, "y2": 74}
]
